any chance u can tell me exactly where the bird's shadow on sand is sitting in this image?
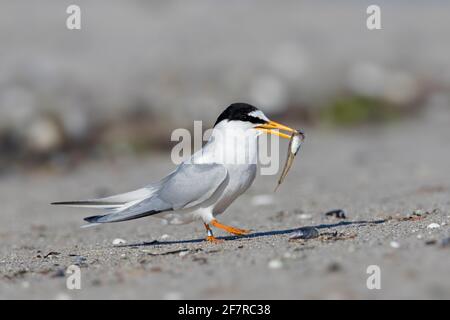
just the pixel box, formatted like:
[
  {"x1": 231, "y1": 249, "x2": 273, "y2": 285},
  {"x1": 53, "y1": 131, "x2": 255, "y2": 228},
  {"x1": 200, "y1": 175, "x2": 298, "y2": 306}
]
[{"x1": 122, "y1": 219, "x2": 387, "y2": 248}]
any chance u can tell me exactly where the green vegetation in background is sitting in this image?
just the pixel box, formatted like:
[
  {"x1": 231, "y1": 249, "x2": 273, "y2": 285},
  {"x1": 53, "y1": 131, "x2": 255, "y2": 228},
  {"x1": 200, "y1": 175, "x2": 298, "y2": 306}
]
[{"x1": 320, "y1": 95, "x2": 401, "y2": 126}]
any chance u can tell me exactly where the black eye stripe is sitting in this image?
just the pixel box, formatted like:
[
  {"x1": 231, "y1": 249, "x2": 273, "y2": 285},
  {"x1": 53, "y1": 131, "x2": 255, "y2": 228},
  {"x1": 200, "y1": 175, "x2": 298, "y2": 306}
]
[{"x1": 240, "y1": 115, "x2": 266, "y2": 124}]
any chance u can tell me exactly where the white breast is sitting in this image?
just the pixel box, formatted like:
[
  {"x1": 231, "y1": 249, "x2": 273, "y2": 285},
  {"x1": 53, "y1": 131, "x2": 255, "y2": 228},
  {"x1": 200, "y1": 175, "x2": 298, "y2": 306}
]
[
  {"x1": 158, "y1": 120, "x2": 261, "y2": 224},
  {"x1": 212, "y1": 163, "x2": 257, "y2": 215}
]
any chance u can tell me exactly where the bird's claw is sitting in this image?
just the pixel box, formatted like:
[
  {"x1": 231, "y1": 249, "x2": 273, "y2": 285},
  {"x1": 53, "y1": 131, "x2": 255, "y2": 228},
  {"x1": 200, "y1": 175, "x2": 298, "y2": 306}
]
[
  {"x1": 206, "y1": 235, "x2": 224, "y2": 243},
  {"x1": 211, "y1": 219, "x2": 251, "y2": 236}
]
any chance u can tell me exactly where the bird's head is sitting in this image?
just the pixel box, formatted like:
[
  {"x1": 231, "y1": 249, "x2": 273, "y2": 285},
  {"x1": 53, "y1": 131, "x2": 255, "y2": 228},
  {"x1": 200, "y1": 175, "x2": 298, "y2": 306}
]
[{"x1": 213, "y1": 103, "x2": 295, "y2": 140}]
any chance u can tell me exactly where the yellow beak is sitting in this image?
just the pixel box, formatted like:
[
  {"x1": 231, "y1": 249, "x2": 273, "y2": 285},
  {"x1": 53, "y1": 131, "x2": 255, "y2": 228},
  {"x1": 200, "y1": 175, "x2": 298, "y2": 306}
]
[{"x1": 256, "y1": 121, "x2": 296, "y2": 139}]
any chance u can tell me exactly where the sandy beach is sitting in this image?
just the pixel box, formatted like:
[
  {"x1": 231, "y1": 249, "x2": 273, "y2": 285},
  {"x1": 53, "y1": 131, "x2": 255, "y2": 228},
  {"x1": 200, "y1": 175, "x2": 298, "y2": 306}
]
[{"x1": 1, "y1": 107, "x2": 449, "y2": 300}]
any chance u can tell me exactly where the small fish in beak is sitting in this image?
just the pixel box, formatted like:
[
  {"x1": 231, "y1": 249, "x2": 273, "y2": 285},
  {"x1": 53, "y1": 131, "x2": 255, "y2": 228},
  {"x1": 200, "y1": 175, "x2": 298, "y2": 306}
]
[{"x1": 275, "y1": 129, "x2": 305, "y2": 191}]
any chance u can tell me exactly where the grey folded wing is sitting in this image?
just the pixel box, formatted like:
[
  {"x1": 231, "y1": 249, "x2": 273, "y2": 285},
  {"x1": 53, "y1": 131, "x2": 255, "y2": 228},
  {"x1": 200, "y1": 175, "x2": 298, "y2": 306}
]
[{"x1": 84, "y1": 163, "x2": 228, "y2": 223}]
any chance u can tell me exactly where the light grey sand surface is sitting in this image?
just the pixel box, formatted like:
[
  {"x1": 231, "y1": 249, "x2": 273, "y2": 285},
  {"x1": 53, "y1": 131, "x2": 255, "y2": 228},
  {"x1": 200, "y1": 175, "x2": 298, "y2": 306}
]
[{"x1": 1, "y1": 110, "x2": 450, "y2": 300}]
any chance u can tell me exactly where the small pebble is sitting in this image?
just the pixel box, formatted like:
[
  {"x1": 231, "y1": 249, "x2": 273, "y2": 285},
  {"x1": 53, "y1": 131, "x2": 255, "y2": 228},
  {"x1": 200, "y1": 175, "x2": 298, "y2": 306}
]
[
  {"x1": 427, "y1": 223, "x2": 440, "y2": 229},
  {"x1": 268, "y1": 259, "x2": 283, "y2": 269},
  {"x1": 160, "y1": 234, "x2": 170, "y2": 240},
  {"x1": 413, "y1": 209, "x2": 425, "y2": 216},
  {"x1": 390, "y1": 241, "x2": 400, "y2": 249},
  {"x1": 74, "y1": 256, "x2": 87, "y2": 267},
  {"x1": 297, "y1": 213, "x2": 312, "y2": 220},
  {"x1": 325, "y1": 209, "x2": 347, "y2": 219},
  {"x1": 289, "y1": 227, "x2": 319, "y2": 240},
  {"x1": 112, "y1": 238, "x2": 126, "y2": 245},
  {"x1": 178, "y1": 251, "x2": 189, "y2": 257}
]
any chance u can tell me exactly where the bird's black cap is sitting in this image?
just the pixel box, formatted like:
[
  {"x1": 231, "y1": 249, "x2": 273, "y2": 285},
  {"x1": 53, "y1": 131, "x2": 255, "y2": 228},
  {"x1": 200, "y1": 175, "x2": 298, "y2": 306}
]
[{"x1": 214, "y1": 103, "x2": 267, "y2": 127}]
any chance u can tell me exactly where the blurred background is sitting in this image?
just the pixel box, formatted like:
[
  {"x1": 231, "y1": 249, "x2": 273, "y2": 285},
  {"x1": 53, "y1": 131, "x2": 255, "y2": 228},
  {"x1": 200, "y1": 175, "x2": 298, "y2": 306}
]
[{"x1": 1, "y1": 0, "x2": 449, "y2": 173}]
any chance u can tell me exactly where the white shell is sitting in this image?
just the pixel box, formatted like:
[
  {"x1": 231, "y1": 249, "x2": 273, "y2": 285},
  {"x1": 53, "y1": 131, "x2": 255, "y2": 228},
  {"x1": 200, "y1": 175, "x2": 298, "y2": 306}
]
[{"x1": 112, "y1": 238, "x2": 126, "y2": 245}]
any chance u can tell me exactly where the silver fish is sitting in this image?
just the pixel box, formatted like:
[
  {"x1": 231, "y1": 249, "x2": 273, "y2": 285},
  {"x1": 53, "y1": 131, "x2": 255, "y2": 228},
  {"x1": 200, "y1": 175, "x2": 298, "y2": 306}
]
[{"x1": 275, "y1": 130, "x2": 305, "y2": 191}]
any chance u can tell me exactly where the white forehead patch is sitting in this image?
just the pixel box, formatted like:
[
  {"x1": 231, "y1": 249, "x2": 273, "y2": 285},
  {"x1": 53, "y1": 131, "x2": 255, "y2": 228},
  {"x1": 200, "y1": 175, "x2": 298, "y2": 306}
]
[{"x1": 249, "y1": 110, "x2": 269, "y2": 122}]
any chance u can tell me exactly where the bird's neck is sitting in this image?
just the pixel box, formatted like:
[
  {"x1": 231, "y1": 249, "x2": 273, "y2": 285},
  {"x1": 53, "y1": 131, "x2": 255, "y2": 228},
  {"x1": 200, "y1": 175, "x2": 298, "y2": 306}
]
[{"x1": 196, "y1": 124, "x2": 260, "y2": 165}]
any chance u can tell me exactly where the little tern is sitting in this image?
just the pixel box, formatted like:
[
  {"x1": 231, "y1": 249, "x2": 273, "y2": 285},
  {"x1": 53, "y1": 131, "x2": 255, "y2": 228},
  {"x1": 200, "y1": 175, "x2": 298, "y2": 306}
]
[{"x1": 52, "y1": 103, "x2": 297, "y2": 242}]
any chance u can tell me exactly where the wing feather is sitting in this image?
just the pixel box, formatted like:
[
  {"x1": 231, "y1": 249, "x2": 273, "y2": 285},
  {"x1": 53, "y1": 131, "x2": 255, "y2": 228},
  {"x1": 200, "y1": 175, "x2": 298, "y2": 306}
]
[{"x1": 83, "y1": 163, "x2": 227, "y2": 223}]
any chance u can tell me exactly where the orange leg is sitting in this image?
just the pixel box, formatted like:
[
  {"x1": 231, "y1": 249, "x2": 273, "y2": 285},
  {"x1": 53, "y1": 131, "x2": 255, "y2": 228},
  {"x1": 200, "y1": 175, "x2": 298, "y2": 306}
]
[
  {"x1": 210, "y1": 219, "x2": 250, "y2": 236},
  {"x1": 204, "y1": 223, "x2": 223, "y2": 243}
]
